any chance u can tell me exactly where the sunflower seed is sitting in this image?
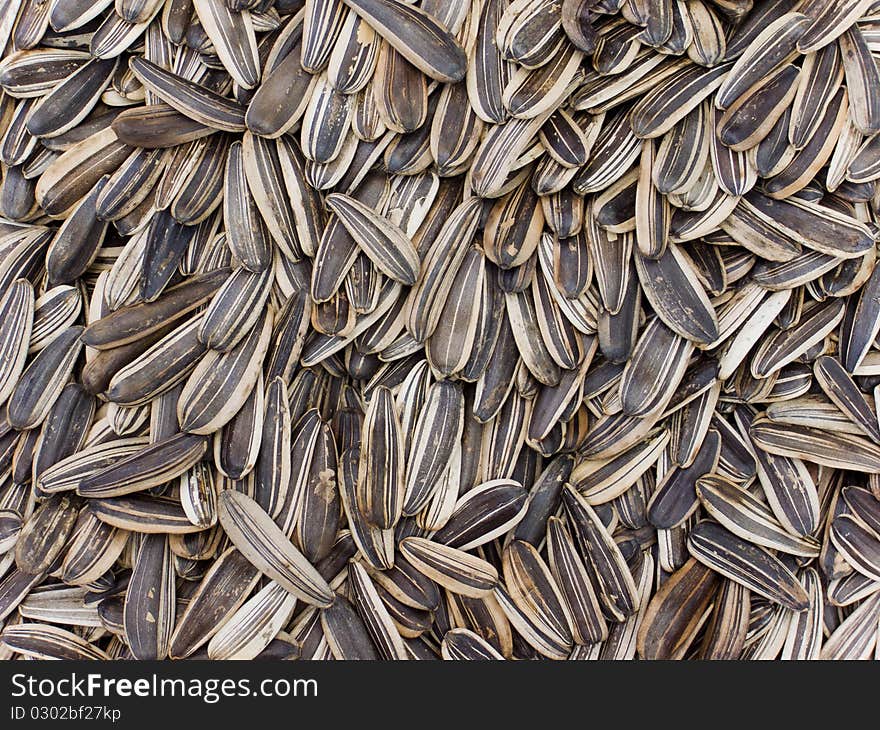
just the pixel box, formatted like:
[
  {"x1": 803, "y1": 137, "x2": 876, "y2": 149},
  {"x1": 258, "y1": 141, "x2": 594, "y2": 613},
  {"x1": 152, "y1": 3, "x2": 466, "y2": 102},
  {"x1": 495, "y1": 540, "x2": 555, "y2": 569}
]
[{"x1": 3, "y1": 0, "x2": 880, "y2": 663}]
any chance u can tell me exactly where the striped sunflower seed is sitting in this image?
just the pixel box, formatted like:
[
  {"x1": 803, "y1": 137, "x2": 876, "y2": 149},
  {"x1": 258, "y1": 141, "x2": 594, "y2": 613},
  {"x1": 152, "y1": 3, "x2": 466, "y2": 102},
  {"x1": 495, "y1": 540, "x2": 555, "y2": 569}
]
[{"x1": 2, "y1": 0, "x2": 880, "y2": 663}]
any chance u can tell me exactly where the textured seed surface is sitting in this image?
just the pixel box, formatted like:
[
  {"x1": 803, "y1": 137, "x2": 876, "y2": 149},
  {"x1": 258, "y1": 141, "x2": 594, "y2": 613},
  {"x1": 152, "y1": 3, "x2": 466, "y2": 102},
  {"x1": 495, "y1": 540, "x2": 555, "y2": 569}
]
[{"x1": 2, "y1": 0, "x2": 880, "y2": 663}]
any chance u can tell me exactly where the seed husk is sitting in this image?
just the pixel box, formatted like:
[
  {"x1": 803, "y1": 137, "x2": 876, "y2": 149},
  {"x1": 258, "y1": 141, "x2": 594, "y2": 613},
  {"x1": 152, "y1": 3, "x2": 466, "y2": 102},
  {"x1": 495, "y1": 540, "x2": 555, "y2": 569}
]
[{"x1": 2, "y1": 0, "x2": 880, "y2": 663}]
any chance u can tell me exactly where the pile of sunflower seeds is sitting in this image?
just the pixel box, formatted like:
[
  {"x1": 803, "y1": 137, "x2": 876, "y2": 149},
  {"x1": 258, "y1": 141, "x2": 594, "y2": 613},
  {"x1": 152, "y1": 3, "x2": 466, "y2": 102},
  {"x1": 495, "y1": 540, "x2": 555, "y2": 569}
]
[{"x1": 2, "y1": 0, "x2": 880, "y2": 661}]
